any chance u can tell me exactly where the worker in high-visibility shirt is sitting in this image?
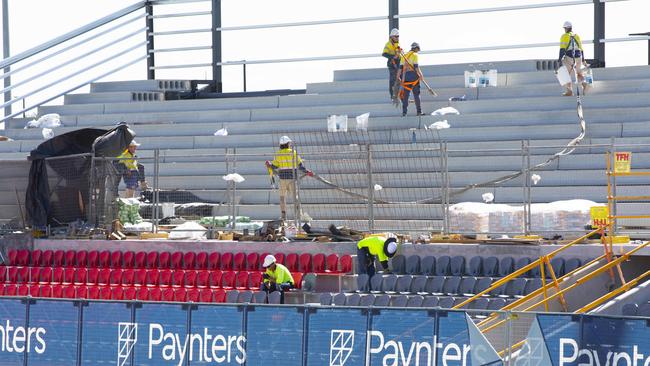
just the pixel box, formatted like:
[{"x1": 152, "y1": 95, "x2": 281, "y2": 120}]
[
  {"x1": 265, "y1": 136, "x2": 313, "y2": 221},
  {"x1": 357, "y1": 234, "x2": 398, "y2": 279},
  {"x1": 116, "y1": 140, "x2": 148, "y2": 198},
  {"x1": 261, "y1": 254, "x2": 295, "y2": 304},
  {"x1": 396, "y1": 42, "x2": 425, "y2": 116},
  {"x1": 382, "y1": 28, "x2": 401, "y2": 99},
  {"x1": 558, "y1": 21, "x2": 588, "y2": 96}
]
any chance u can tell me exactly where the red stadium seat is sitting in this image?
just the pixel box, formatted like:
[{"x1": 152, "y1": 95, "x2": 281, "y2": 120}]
[
  {"x1": 98, "y1": 251, "x2": 110, "y2": 268},
  {"x1": 29, "y1": 267, "x2": 40, "y2": 283},
  {"x1": 63, "y1": 286, "x2": 76, "y2": 299},
  {"x1": 136, "y1": 287, "x2": 150, "y2": 301},
  {"x1": 5, "y1": 284, "x2": 17, "y2": 296},
  {"x1": 150, "y1": 287, "x2": 162, "y2": 301},
  {"x1": 40, "y1": 285, "x2": 52, "y2": 298},
  {"x1": 170, "y1": 252, "x2": 183, "y2": 269},
  {"x1": 135, "y1": 252, "x2": 147, "y2": 268},
  {"x1": 18, "y1": 284, "x2": 29, "y2": 296},
  {"x1": 76, "y1": 286, "x2": 88, "y2": 299},
  {"x1": 159, "y1": 252, "x2": 171, "y2": 269},
  {"x1": 146, "y1": 269, "x2": 159, "y2": 287},
  {"x1": 196, "y1": 252, "x2": 208, "y2": 270},
  {"x1": 325, "y1": 254, "x2": 339, "y2": 272},
  {"x1": 146, "y1": 252, "x2": 159, "y2": 269},
  {"x1": 199, "y1": 288, "x2": 213, "y2": 303},
  {"x1": 0, "y1": 284, "x2": 5, "y2": 295},
  {"x1": 121, "y1": 269, "x2": 135, "y2": 286},
  {"x1": 17, "y1": 250, "x2": 30, "y2": 266},
  {"x1": 233, "y1": 253, "x2": 246, "y2": 271},
  {"x1": 16, "y1": 267, "x2": 29, "y2": 283},
  {"x1": 162, "y1": 288, "x2": 175, "y2": 302},
  {"x1": 111, "y1": 269, "x2": 124, "y2": 286},
  {"x1": 196, "y1": 271, "x2": 210, "y2": 288},
  {"x1": 246, "y1": 253, "x2": 259, "y2": 271},
  {"x1": 249, "y1": 272, "x2": 263, "y2": 289},
  {"x1": 174, "y1": 288, "x2": 187, "y2": 302},
  {"x1": 123, "y1": 251, "x2": 135, "y2": 269},
  {"x1": 222, "y1": 271, "x2": 236, "y2": 289},
  {"x1": 187, "y1": 288, "x2": 200, "y2": 302},
  {"x1": 313, "y1": 253, "x2": 326, "y2": 273},
  {"x1": 124, "y1": 287, "x2": 137, "y2": 300},
  {"x1": 340, "y1": 255, "x2": 353, "y2": 273},
  {"x1": 292, "y1": 273, "x2": 303, "y2": 289},
  {"x1": 285, "y1": 253, "x2": 299, "y2": 272},
  {"x1": 41, "y1": 250, "x2": 54, "y2": 267},
  {"x1": 29, "y1": 285, "x2": 40, "y2": 298},
  {"x1": 97, "y1": 268, "x2": 111, "y2": 286},
  {"x1": 208, "y1": 252, "x2": 220, "y2": 270},
  {"x1": 258, "y1": 253, "x2": 269, "y2": 270},
  {"x1": 221, "y1": 253, "x2": 233, "y2": 271},
  {"x1": 76, "y1": 251, "x2": 88, "y2": 267},
  {"x1": 7, "y1": 250, "x2": 17, "y2": 266},
  {"x1": 31, "y1": 250, "x2": 43, "y2": 267},
  {"x1": 63, "y1": 268, "x2": 75, "y2": 285},
  {"x1": 273, "y1": 253, "x2": 285, "y2": 265},
  {"x1": 213, "y1": 289, "x2": 226, "y2": 303},
  {"x1": 185, "y1": 271, "x2": 198, "y2": 287},
  {"x1": 111, "y1": 251, "x2": 123, "y2": 268},
  {"x1": 88, "y1": 286, "x2": 100, "y2": 300},
  {"x1": 184, "y1": 252, "x2": 196, "y2": 269},
  {"x1": 111, "y1": 287, "x2": 124, "y2": 300},
  {"x1": 172, "y1": 270, "x2": 185, "y2": 287},
  {"x1": 75, "y1": 268, "x2": 88, "y2": 285},
  {"x1": 87, "y1": 268, "x2": 99, "y2": 285},
  {"x1": 209, "y1": 271, "x2": 222, "y2": 288},
  {"x1": 87, "y1": 251, "x2": 99, "y2": 268},
  {"x1": 299, "y1": 253, "x2": 312, "y2": 273},
  {"x1": 53, "y1": 250, "x2": 65, "y2": 267},
  {"x1": 65, "y1": 250, "x2": 76, "y2": 267},
  {"x1": 51, "y1": 285, "x2": 63, "y2": 298},
  {"x1": 99, "y1": 287, "x2": 112, "y2": 300},
  {"x1": 0, "y1": 268, "x2": 5, "y2": 283},
  {"x1": 39, "y1": 267, "x2": 53, "y2": 284},
  {"x1": 236, "y1": 271, "x2": 249, "y2": 290},
  {"x1": 7, "y1": 266, "x2": 19, "y2": 283},
  {"x1": 52, "y1": 267, "x2": 64, "y2": 284},
  {"x1": 134, "y1": 269, "x2": 147, "y2": 287},
  {"x1": 159, "y1": 270, "x2": 172, "y2": 287}
]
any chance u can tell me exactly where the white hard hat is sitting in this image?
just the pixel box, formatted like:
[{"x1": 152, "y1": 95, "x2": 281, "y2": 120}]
[
  {"x1": 262, "y1": 254, "x2": 276, "y2": 268},
  {"x1": 390, "y1": 28, "x2": 399, "y2": 37},
  {"x1": 563, "y1": 21, "x2": 572, "y2": 28},
  {"x1": 279, "y1": 135, "x2": 292, "y2": 145},
  {"x1": 383, "y1": 236, "x2": 398, "y2": 258},
  {"x1": 129, "y1": 140, "x2": 141, "y2": 147},
  {"x1": 411, "y1": 42, "x2": 420, "y2": 49},
  {"x1": 387, "y1": 241, "x2": 397, "y2": 255}
]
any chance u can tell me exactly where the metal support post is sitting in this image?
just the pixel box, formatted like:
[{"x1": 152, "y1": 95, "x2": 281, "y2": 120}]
[
  {"x1": 388, "y1": 0, "x2": 399, "y2": 32},
  {"x1": 629, "y1": 32, "x2": 650, "y2": 65},
  {"x1": 230, "y1": 148, "x2": 237, "y2": 233},
  {"x1": 211, "y1": 0, "x2": 223, "y2": 92},
  {"x1": 441, "y1": 142, "x2": 450, "y2": 235},
  {"x1": 2, "y1": 0, "x2": 12, "y2": 117},
  {"x1": 522, "y1": 140, "x2": 531, "y2": 235},
  {"x1": 593, "y1": 0, "x2": 605, "y2": 66},
  {"x1": 145, "y1": 1, "x2": 155, "y2": 80},
  {"x1": 366, "y1": 144, "x2": 374, "y2": 232},
  {"x1": 153, "y1": 149, "x2": 160, "y2": 233},
  {"x1": 242, "y1": 61, "x2": 247, "y2": 92},
  {"x1": 610, "y1": 139, "x2": 617, "y2": 237}
]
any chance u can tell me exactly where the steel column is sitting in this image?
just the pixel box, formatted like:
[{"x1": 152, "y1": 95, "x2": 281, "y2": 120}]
[
  {"x1": 388, "y1": 0, "x2": 399, "y2": 32},
  {"x1": 145, "y1": 1, "x2": 155, "y2": 79},
  {"x1": 593, "y1": 0, "x2": 605, "y2": 66},
  {"x1": 211, "y1": 0, "x2": 222, "y2": 91},
  {"x1": 2, "y1": 0, "x2": 11, "y2": 117}
]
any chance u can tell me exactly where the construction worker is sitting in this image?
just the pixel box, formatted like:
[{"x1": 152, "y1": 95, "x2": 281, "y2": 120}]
[
  {"x1": 382, "y1": 28, "x2": 401, "y2": 99},
  {"x1": 396, "y1": 42, "x2": 425, "y2": 116},
  {"x1": 558, "y1": 21, "x2": 588, "y2": 96},
  {"x1": 357, "y1": 234, "x2": 398, "y2": 279},
  {"x1": 261, "y1": 254, "x2": 295, "y2": 304},
  {"x1": 116, "y1": 140, "x2": 148, "y2": 198},
  {"x1": 265, "y1": 136, "x2": 313, "y2": 221}
]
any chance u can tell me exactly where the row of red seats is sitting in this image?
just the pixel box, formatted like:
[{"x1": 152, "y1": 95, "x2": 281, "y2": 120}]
[
  {"x1": 0, "y1": 266, "x2": 304, "y2": 290},
  {"x1": 6, "y1": 249, "x2": 352, "y2": 274},
  {"x1": 0, "y1": 283, "x2": 230, "y2": 303}
]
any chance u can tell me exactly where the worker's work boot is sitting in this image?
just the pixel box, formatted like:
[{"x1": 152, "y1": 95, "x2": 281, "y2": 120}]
[
  {"x1": 581, "y1": 82, "x2": 589, "y2": 95},
  {"x1": 562, "y1": 89, "x2": 573, "y2": 97},
  {"x1": 140, "y1": 181, "x2": 150, "y2": 190}
]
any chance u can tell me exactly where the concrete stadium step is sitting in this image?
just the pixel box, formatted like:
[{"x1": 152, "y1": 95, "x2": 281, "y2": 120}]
[
  {"x1": 333, "y1": 60, "x2": 554, "y2": 81},
  {"x1": 64, "y1": 91, "x2": 165, "y2": 105},
  {"x1": 89, "y1": 80, "x2": 192, "y2": 93}
]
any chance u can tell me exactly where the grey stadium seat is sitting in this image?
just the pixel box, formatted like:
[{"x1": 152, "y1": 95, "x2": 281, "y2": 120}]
[
  {"x1": 420, "y1": 256, "x2": 436, "y2": 276},
  {"x1": 514, "y1": 257, "x2": 532, "y2": 277},
  {"x1": 391, "y1": 255, "x2": 406, "y2": 275},
  {"x1": 226, "y1": 290, "x2": 239, "y2": 304},
  {"x1": 356, "y1": 274, "x2": 370, "y2": 292},
  {"x1": 360, "y1": 294, "x2": 376, "y2": 307},
  {"x1": 638, "y1": 303, "x2": 650, "y2": 317},
  {"x1": 438, "y1": 297, "x2": 454, "y2": 309},
  {"x1": 396, "y1": 275, "x2": 413, "y2": 294},
  {"x1": 381, "y1": 274, "x2": 398, "y2": 293},
  {"x1": 345, "y1": 293, "x2": 361, "y2": 306},
  {"x1": 407, "y1": 295, "x2": 424, "y2": 308},
  {"x1": 436, "y1": 256, "x2": 451, "y2": 276},
  {"x1": 425, "y1": 276, "x2": 446, "y2": 295},
  {"x1": 474, "y1": 277, "x2": 493, "y2": 295},
  {"x1": 333, "y1": 293, "x2": 347, "y2": 306},
  {"x1": 524, "y1": 278, "x2": 543, "y2": 295},
  {"x1": 548, "y1": 257, "x2": 566, "y2": 278},
  {"x1": 237, "y1": 290, "x2": 253, "y2": 303},
  {"x1": 621, "y1": 303, "x2": 638, "y2": 316},
  {"x1": 504, "y1": 278, "x2": 527, "y2": 298},
  {"x1": 498, "y1": 256, "x2": 515, "y2": 277},
  {"x1": 422, "y1": 296, "x2": 439, "y2": 308},
  {"x1": 268, "y1": 291, "x2": 282, "y2": 304},
  {"x1": 564, "y1": 258, "x2": 582, "y2": 274},
  {"x1": 320, "y1": 293, "x2": 333, "y2": 306},
  {"x1": 450, "y1": 256, "x2": 466, "y2": 276},
  {"x1": 483, "y1": 256, "x2": 499, "y2": 277},
  {"x1": 468, "y1": 256, "x2": 483, "y2": 276},
  {"x1": 488, "y1": 298, "x2": 507, "y2": 310},
  {"x1": 253, "y1": 291, "x2": 268, "y2": 304},
  {"x1": 469, "y1": 297, "x2": 489, "y2": 310},
  {"x1": 411, "y1": 276, "x2": 428, "y2": 294},
  {"x1": 374, "y1": 295, "x2": 391, "y2": 307},
  {"x1": 302, "y1": 273, "x2": 317, "y2": 292},
  {"x1": 370, "y1": 274, "x2": 384, "y2": 293},
  {"x1": 459, "y1": 277, "x2": 477, "y2": 296},
  {"x1": 405, "y1": 255, "x2": 421, "y2": 275},
  {"x1": 391, "y1": 295, "x2": 408, "y2": 307},
  {"x1": 442, "y1": 276, "x2": 461, "y2": 295}
]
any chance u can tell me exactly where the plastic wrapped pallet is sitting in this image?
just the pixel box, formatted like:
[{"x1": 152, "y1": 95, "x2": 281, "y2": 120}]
[{"x1": 530, "y1": 199, "x2": 601, "y2": 232}]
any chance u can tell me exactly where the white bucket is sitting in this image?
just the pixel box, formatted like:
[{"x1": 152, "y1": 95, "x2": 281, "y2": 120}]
[
  {"x1": 162, "y1": 202, "x2": 175, "y2": 218},
  {"x1": 582, "y1": 67, "x2": 594, "y2": 86},
  {"x1": 478, "y1": 69, "x2": 498, "y2": 87},
  {"x1": 556, "y1": 66, "x2": 572, "y2": 86},
  {"x1": 464, "y1": 71, "x2": 477, "y2": 88}
]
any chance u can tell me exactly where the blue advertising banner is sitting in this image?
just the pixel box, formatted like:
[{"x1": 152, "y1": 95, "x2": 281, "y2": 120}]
[
  {"x1": 80, "y1": 301, "x2": 133, "y2": 366},
  {"x1": 580, "y1": 316, "x2": 649, "y2": 366},
  {"x1": 26, "y1": 299, "x2": 79, "y2": 366},
  {"x1": 306, "y1": 308, "x2": 367, "y2": 366},
  {"x1": 245, "y1": 306, "x2": 304, "y2": 366},
  {"x1": 0, "y1": 299, "x2": 27, "y2": 366},
  {"x1": 436, "y1": 310, "x2": 472, "y2": 366},
  {"x1": 134, "y1": 303, "x2": 188, "y2": 366},
  {"x1": 368, "y1": 309, "x2": 436, "y2": 366},
  {"x1": 188, "y1": 304, "x2": 244, "y2": 366},
  {"x1": 537, "y1": 314, "x2": 581, "y2": 366}
]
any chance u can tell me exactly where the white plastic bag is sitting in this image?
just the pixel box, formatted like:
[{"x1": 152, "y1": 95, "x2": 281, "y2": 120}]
[
  {"x1": 168, "y1": 221, "x2": 207, "y2": 240},
  {"x1": 42, "y1": 128, "x2": 54, "y2": 140},
  {"x1": 355, "y1": 113, "x2": 369, "y2": 131},
  {"x1": 432, "y1": 107, "x2": 460, "y2": 116},
  {"x1": 427, "y1": 120, "x2": 450, "y2": 130},
  {"x1": 214, "y1": 127, "x2": 228, "y2": 136},
  {"x1": 556, "y1": 66, "x2": 571, "y2": 86},
  {"x1": 327, "y1": 115, "x2": 348, "y2": 132},
  {"x1": 223, "y1": 173, "x2": 245, "y2": 183}
]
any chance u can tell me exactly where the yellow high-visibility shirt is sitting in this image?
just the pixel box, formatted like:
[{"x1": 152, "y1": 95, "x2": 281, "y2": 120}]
[
  {"x1": 357, "y1": 236, "x2": 388, "y2": 262},
  {"x1": 400, "y1": 51, "x2": 419, "y2": 72},
  {"x1": 560, "y1": 32, "x2": 583, "y2": 54},
  {"x1": 383, "y1": 40, "x2": 400, "y2": 56},
  {"x1": 117, "y1": 150, "x2": 137, "y2": 170},
  {"x1": 264, "y1": 263, "x2": 294, "y2": 285},
  {"x1": 271, "y1": 148, "x2": 302, "y2": 170}
]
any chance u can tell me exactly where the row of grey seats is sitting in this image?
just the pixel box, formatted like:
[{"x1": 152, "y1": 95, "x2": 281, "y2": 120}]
[
  {"x1": 356, "y1": 274, "x2": 543, "y2": 298},
  {"x1": 225, "y1": 290, "x2": 280, "y2": 304},
  {"x1": 390, "y1": 255, "x2": 583, "y2": 279},
  {"x1": 621, "y1": 302, "x2": 650, "y2": 317},
  {"x1": 320, "y1": 292, "x2": 511, "y2": 310}
]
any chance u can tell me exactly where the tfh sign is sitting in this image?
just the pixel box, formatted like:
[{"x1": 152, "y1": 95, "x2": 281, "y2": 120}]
[{"x1": 614, "y1": 152, "x2": 632, "y2": 173}]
